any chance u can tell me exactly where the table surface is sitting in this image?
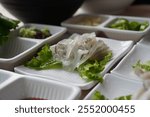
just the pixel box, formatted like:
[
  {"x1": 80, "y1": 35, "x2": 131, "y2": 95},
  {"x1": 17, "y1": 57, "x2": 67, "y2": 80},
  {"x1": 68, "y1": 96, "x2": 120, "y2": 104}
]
[
  {"x1": 121, "y1": 5, "x2": 150, "y2": 17},
  {"x1": 0, "y1": 4, "x2": 150, "y2": 99},
  {"x1": 75, "y1": 5, "x2": 150, "y2": 17}
]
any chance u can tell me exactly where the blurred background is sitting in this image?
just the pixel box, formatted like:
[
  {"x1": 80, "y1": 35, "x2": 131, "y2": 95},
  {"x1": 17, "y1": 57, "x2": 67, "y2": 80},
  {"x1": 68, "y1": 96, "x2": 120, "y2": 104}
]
[
  {"x1": 0, "y1": 0, "x2": 85, "y2": 25},
  {"x1": 0, "y1": 0, "x2": 150, "y2": 25}
]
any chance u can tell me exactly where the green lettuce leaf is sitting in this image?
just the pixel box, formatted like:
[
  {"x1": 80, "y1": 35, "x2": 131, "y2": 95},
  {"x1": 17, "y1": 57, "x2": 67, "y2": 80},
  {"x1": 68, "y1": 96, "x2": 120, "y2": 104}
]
[
  {"x1": 25, "y1": 44, "x2": 62, "y2": 70},
  {"x1": 92, "y1": 90, "x2": 132, "y2": 100},
  {"x1": 77, "y1": 52, "x2": 112, "y2": 83},
  {"x1": 0, "y1": 13, "x2": 20, "y2": 45},
  {"x1": 114, "y1": 95, "x2": 132, "y2": 100},
  {"x1": 92, "y1": 91, "x2": 107, "y2": 100}
]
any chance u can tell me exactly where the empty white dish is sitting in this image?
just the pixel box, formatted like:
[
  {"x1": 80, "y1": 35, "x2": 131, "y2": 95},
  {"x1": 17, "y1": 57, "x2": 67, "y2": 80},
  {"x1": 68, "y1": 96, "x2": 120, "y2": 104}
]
[
  {"x1": 61, "y1": 14, "x2": 112, "y2": 33},
  {"x1": 102, "y1": 16, "x2": 150, "y2": 41},
  {"x1": 0, "y1": 70, "x2": 81, "y2": 100},
  {"x1": 84, "y1": 73, "x2": 142, "y2": 100},
  {"x1": 14, "y1": 37, "x2": 134, "y2": 90},
  {"x1": 0, "y1": 36, "x2": 39, "y2": 70},
  {"x1": 112, "y1": 44, "x2": 150, "y2": 82}
]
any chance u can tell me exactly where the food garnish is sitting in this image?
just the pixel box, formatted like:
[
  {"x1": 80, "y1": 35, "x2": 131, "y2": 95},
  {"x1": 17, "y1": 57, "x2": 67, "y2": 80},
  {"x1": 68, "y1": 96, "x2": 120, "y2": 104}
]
[
  {"x1": 92, "y1": 90, "x2": 132, "y2": 100},
  {"x1": 0, "y1": 13, "x2": 20, "y2": 45},
  {"x1": 91, "y1": 91, "x2": 107, "y2": 100},
  {"x1": 133, "y1": 60, "x2": 150, "y2": 76},
  {"x1": 19, "y1": 27, "x2": 51, "y2": 39},
  {"x1": 108, "y1": 18, "x2": 149, "y2": 31},
  {"x1": 25, "y1": 44, "x2": 62, "y2": 70}
]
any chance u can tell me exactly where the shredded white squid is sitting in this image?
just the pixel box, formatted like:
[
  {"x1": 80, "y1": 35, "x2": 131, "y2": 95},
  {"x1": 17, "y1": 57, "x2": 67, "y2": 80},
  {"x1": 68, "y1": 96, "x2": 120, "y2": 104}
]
[{"x1": 50, "y1": 33, "x2": 110, "y2": 71}]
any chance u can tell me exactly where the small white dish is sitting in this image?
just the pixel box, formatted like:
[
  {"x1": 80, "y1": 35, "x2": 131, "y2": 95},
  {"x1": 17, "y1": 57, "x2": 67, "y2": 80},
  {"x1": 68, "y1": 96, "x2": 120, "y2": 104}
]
[
  {"x1": 112, "y1": 44, "x2": 150, "y2": 82},
  {"x1": 0, "y1": 24, "x2": 67, "y2": 71},
  {"x1": 18, "y1": 23, "x2": 67, "y2": 45},
  {"x1": 0, "y1": 70, "x2": 81, "y2": 100},
  {"x1": 84, "y1": 73, "x2": 142, "y2": 100},
  {"x1": 0, "y1": 35, "x2": 39, "y2": 70},
  {"x1": 61, "y1": 14, "x2": 112, "y2": 33},
  {"x1": 15, "y1": 37, "x2": 134, "y2": 90},
  {"x1": 137, "y1": 35, "x2": 150, "y2": 48},
  {"x1": 102, "y1": 16, "x2": 150, "y2": 41}
]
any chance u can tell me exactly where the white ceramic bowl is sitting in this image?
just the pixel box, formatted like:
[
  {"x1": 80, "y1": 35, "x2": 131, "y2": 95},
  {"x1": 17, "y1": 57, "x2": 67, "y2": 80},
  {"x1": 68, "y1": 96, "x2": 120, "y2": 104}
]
[
  {"x1": 81, "y1": 0, "x2": 135, "y2": 14},
  {"x1": 0, "y1": 70, "x2": 81, "y2": 100}
]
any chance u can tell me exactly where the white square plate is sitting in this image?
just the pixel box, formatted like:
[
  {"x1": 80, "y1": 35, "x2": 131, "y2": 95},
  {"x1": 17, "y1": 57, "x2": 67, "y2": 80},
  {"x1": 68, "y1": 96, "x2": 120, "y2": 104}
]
[
  {"x1": 61, "y1": 14, "x2": 112, "y2": 33},
  {"x1": 112, "y1": 44, "x2": 150, "y2": 82},
  {"x1": 84, "y1": 74, "x2": 142, "y2": 100},
  {"x1": 14, "y1": 37, "x2": 134, "y2": 90}
]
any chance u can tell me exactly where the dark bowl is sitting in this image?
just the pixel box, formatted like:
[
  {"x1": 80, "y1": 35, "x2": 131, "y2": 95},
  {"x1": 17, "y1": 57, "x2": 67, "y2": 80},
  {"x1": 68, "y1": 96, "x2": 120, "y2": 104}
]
[{"x1": 0, "y1": 0, "x2": 85, "y2": 25}]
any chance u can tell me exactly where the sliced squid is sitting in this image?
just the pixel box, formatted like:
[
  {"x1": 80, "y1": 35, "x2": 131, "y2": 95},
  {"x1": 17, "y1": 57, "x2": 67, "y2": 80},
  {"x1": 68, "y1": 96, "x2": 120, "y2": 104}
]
[{"x1": 50, "y1": 32, "x2": 111, "y2": 71}]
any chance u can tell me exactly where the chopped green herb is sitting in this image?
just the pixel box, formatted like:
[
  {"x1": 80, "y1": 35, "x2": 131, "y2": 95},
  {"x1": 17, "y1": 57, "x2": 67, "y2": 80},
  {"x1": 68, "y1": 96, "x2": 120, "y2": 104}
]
[
  {"x1": 19, "y1": 27, "x2": 51, "y2": 39},
  {"x1": 108, "y1": 18, "x2": 149, "y2": 31},
  {"x1": 133, "y1": 60, "x2": 150, "y2": 72},
  {"x1": 92, "y1": 91, "x2": 107, "y2": 100},
  {"x1": 114, "y1": 95, "x2": 132, "y2": 100}
]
